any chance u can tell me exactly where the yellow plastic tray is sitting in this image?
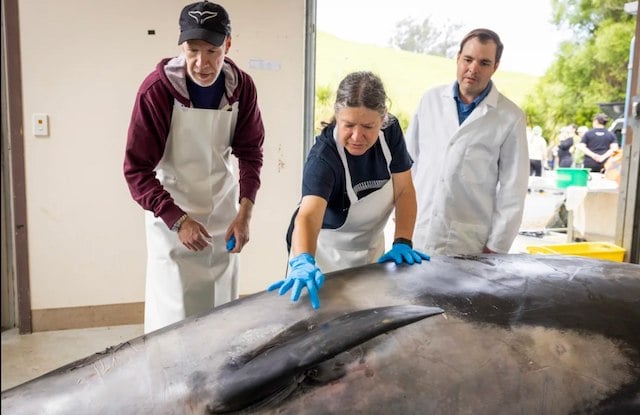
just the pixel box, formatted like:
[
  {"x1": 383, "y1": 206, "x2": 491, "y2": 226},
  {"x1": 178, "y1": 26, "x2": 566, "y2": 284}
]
[{"x1": 526, "y1": 242, "x2": 625, "y2": 262}]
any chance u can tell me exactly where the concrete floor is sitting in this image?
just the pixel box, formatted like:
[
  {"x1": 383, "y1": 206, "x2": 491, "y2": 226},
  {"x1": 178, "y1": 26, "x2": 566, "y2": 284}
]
[
  {"x1": 0, "y1": 189, "x2": 579, "y2": 392},
  {"x1": 1, "y1": 324, "x2": 143, "y2": 391},
  {"x1": 511, "y1": 188, "x2": 569, "y2": 253}
]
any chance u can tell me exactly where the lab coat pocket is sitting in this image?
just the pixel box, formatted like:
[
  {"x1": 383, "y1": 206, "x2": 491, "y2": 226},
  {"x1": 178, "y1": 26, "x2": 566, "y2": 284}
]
[
  {"x1": 460, "y1": 145, "x2": 494, "y2": 184},
  {"x1": 447, "y1": 221, "x2": 489, "y2": 254}
]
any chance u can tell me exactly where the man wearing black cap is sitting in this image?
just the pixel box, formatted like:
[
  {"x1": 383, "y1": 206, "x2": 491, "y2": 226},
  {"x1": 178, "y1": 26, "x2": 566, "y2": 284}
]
[
  {"x1": 577, "y1": 113, "x2": 619, "y2": 172},
  {"x1": 124, "y1": 1, "x2": 265, "y2": 333}
]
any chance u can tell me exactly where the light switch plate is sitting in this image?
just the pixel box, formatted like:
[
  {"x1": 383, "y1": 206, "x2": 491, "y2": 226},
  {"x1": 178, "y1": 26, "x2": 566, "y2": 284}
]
[{"x1": 33, "y1": 113, "x2": 49, "y2": 137}]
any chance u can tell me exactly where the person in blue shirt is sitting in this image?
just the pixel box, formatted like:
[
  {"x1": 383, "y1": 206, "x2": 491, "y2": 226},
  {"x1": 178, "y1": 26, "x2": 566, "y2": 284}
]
[{"x1": 267, "y1": 71, "x2": 429, "y2": 309}]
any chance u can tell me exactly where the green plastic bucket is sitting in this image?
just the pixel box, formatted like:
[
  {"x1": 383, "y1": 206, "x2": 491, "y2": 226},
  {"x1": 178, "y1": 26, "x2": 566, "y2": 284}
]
[{"x1": 556, "y1": 168, "x2": 590, "y2": 188}]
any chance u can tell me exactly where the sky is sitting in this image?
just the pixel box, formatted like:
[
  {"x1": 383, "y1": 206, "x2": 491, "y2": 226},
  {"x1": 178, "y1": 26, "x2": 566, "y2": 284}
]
[{"x1": 316, "y1": 0, "x2": 573, "y2": 76}]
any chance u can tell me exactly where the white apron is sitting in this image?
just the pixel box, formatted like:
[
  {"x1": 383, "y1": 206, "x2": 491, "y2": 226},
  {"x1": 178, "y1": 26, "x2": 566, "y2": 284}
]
[
  {"x1": 314, "y1": 130, "x2": 395, "y2": 273},
  {"x1": 144, "y1": 101, "x2": 239, "y2": 333}
]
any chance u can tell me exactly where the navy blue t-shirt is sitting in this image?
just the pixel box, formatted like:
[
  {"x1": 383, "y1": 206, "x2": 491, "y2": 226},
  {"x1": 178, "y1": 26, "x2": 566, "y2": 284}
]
[
  {"x1": 286, "y1": 114, "x2": 412, "y2": 249},
  {"x1": 581, "y1": 127, "x2": 617, "y2": 170},
  {"x1": 581, "y1": 127, "x2": 616, "y2": 155},
  {"x1": 186, "y1": 72, "x2": 226, "y2": 109}
]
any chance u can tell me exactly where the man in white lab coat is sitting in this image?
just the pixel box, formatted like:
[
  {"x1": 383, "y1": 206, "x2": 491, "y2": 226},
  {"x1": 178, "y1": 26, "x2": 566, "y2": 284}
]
[{"x1": 406, "y1": 28, "x2": 529, "y2": 255}]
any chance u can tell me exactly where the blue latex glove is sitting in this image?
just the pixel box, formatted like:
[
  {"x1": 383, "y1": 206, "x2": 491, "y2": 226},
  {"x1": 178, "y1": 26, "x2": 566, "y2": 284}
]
[
  {"x1": 267, "y1": 253, "x2": 325, "y2": 309},
  {"x1": 378, "y1": 242, "x2": 431, "y2": 265},
  {"x1": 226, "y1": 235, "x2": 236, "y2": 251}
]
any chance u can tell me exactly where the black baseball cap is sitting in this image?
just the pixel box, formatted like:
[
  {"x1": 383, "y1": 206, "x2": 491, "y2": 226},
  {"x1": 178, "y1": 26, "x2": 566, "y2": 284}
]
[{"x1": 178, "y1": 1, "x2": 231, "y2": 47}]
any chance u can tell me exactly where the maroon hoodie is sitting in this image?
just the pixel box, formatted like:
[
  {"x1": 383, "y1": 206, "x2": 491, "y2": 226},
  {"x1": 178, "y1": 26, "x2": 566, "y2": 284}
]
[{"x1": 124, "y1": 55, "x2": 264, "y2": 229}]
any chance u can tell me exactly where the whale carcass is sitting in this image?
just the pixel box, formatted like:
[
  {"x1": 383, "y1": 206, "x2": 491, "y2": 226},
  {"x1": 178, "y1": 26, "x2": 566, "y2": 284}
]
[{"x1": 1, "y1": 254, "x2": 639, "y2": 414}]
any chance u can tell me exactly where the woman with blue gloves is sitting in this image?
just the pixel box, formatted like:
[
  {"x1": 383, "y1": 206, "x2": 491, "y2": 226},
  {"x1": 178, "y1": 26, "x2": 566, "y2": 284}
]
[{"x1": 267, "y1": 71, "x2": 430, "y2": 309}]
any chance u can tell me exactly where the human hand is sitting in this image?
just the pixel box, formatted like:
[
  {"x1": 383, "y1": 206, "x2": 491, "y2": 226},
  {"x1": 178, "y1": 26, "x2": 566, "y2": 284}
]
[
  {"x1": 226, "y1": 235, "x2": 236, "y2": 251},
  {"x1": 178, "y1": 217, "x2": 212, "y2": 251},
  {"x1": 377, "y1": 242, "x2": 430, "y2": 265},
  {"x1": 226, "y1": 216, "x2": 249, "y2": 253},
  {"x1": 266, "y1": 253, "x2": 325, "y2": 309}
]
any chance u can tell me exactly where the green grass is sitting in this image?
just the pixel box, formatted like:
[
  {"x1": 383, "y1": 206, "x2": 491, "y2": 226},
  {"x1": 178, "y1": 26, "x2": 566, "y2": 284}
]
[{"x1": 315, "y1": 31, "x2": 540, "y2": 131}]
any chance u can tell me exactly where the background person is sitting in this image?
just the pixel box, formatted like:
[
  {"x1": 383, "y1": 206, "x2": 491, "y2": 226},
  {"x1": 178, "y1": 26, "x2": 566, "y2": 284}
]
[
  {"x1": 124, "y1": 1, "x2": 265, "y2": 333},
  {"x1": 557, "y1": 124, "x2": 577, "y2": 168},
  {"x1": 267, "y1": 71, "x2": 429, "y2": 309},
  {"x1": 546, "y1": 132, "x2": 559, "y2": 170},
  {"x1": 528, "y1": 125, "x2": 547, "y2": 176},
  {"x1": 573, "y1": 125, "x2": 589, "y2": 167},
  {"x1": 577, "y1": 113, "x2": 619, "y2": 173},
  {"x1": 406, "y1": 28, "x2": 529, "y2": 255}
]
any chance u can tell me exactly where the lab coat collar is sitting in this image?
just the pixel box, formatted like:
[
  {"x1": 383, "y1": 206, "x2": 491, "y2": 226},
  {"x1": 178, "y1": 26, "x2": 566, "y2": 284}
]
[
  {"x1": 454, "y1": 81, "x2": 500, "y2": 128},
  {"x1": 452, "y1": 80, "x2": 493, "y2": 107}
]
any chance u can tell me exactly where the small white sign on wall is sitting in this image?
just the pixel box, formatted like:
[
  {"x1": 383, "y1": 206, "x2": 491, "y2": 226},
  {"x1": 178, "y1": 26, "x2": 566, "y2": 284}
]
[{"x1": 248, "y1": 59, "x2": 282, "y2": 71}]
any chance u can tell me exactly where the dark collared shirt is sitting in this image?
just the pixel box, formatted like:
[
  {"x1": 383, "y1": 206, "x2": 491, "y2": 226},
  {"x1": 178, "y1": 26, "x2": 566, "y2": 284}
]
[{"x1": 453, "y1": 80, "x2": 492, "y2": 125}]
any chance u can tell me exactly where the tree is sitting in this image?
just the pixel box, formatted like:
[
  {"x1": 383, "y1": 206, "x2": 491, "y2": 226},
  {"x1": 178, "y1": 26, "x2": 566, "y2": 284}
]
[
  {"x1": 523, "y1": 0, "x2": 634, "y2": 137},
  {"x1": 389, "y1": 17, "x2": 462, "y2": 58},
  {"x1": 314, "y1": 84, "x2": 335, "y2": 133}
]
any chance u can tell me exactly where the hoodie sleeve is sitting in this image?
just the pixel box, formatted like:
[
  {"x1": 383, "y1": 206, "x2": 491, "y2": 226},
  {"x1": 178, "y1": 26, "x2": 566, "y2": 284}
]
[
  {"x1": 123, "y1": 69, "x2": 185, "y2": 229},
  {"x1": 230, "y1": 69, "x2": 265, "y2": 204}
]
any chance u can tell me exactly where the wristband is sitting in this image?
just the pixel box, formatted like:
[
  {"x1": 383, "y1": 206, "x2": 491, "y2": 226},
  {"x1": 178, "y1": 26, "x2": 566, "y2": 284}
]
[
  {"x1": 171, "y1": 214, "x2": 188, "y2": 232},
  {"x1": 393, "y1": 237, "x2": 413, "y2": 248}
]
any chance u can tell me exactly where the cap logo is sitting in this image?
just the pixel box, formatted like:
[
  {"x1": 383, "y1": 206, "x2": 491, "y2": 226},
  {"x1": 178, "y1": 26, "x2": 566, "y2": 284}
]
[{"x1": 188, "y1": 10, "x2": 218, "y2": 24}]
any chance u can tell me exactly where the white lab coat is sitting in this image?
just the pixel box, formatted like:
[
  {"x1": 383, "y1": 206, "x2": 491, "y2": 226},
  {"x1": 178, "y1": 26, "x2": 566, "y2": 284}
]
[
  {"x1": 527, "y1": 133, "x2": 547, "y2": 162},
  {"x1": 406, "y1": 82, "x2": 529, "y2": 255}
]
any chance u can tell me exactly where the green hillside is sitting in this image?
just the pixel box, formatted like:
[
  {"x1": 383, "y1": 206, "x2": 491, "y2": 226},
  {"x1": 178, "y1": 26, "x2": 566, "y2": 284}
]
[{"x1": 315, "y1": 31, "x2": 539, "y2": 131}]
